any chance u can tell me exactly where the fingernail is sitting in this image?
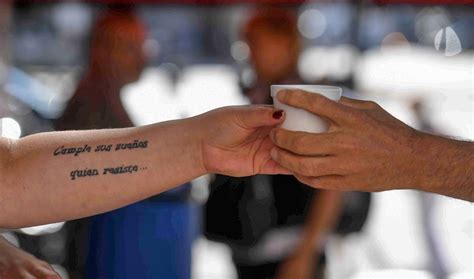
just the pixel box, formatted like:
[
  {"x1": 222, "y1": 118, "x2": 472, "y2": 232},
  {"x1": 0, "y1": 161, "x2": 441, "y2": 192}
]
[
  {"x1": 270, "y1": 148, "x2": 278, "y2": 160},
  {"x1": 272, "y1": 110, "x2": 283, "y2": 120}
]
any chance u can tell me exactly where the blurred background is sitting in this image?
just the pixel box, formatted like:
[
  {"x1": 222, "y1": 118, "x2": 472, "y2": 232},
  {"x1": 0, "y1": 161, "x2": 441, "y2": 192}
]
[{"x1": 0, "y1": 1, "x2": 472, "y2": 279}]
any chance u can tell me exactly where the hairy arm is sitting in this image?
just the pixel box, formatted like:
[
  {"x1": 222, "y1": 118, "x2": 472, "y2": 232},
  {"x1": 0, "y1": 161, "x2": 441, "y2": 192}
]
[
  {"x1": 270, "y1": 90, "x2": 474, "y2": 202},
  {"x1": 417, "y1": 134, "x2": 474, "y2": 202}
]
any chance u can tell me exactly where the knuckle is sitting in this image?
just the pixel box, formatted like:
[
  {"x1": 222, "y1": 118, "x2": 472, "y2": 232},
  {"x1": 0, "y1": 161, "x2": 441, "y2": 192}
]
[
  {"x1": 348, "y1": 108, "x2": 366, "y2": 121},
  {"x1": 337, "y1": 137, "x2": 356, "y2": 152},
  {"x1": 365, "y1": 100, "x2": 379, "y2": 110}
]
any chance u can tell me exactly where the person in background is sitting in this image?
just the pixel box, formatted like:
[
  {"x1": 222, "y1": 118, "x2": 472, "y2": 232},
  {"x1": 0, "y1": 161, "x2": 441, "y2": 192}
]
[
  {"x1": 205, "y1": 8, "x2": 342, "y2": 279},
  {"x1": 55, "y1": 6, "x2": 148, "y2": 278},
  {"x1": 56, "y1": 7, "x2": 145, "y2": 130}
]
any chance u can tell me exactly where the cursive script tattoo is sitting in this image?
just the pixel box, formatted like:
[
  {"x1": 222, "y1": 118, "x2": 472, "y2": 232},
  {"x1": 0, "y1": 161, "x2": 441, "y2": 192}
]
[
  {"x1": 54, "y1": 145, "x2": 92, "y2": 157},
  {"x1": 70, "y1": 168, "x2": 99, "y2": 180},
  {"x1": 54, "y1": 140, "x2": 149, "y2": 157},
  {"x1": 114, "y1": 140, "x2": 148, "y2": 151},
  {"x1": 70, "y1": 165, "x2": 148, "y2": 180}
]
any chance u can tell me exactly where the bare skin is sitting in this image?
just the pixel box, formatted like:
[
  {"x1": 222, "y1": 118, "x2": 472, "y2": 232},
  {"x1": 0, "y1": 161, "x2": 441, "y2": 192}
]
[
  {"x1": 276, "y1": 190, "x2": 341, "y2": 279},
  {"x1": 270, "y1": 89, "x2": 474, "y2": 202},
  {"x1": 0, "y1": 236, "x2": 60, "y2": 279},
  {"x1": 0, "y1": 105, "x2": 288, "y2": 229}
]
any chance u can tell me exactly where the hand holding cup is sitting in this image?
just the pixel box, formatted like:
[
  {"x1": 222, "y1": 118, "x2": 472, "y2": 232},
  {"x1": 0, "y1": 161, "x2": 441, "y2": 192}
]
[{"x1": 269, "y1": 89, "x2": 428, "y2": 192}]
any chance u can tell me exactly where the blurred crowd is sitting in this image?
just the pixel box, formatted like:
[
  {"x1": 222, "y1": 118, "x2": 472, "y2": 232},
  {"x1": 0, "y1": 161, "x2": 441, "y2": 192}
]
[{"x1": 0, "y1": 1, "x2": 472, "y2": 279}]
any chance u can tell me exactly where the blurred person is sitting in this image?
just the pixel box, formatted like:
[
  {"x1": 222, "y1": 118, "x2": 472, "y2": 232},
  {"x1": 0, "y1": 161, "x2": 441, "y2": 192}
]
[
  {"x1": 56, "y1": 7, "x2": 146, "y2": 130},
  {"x1": 205, "y1": 9, "x2": 343, "y2": 279},
  {"x1": 269, "y1": 90, "x2": 474, "y2": 202},
  {"x1": 54, "y1": 7, "x2": 148, "y2": 278},
  {"x1": 0, "y1": 235, "x2": 60, "y2": 278}
]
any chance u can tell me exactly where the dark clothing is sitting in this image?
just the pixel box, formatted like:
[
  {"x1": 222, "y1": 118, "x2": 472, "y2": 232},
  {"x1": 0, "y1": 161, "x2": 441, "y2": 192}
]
[
  {"x1": 235, "y1": 254, "x2": 326, "y2": 279},
  {"x1": 205, "y1": 175, "x2": 317, "y2": 247},
  {"x1": 56, "y1": 81, "x2": 128, "y2": 131},
  {"x1": 205, "y1": 175, "x2": 326, "y2": 278},
  {"x1": 206, "y1": 76, "x2": 326, "y2": 279},
  {"x1": 272, "y1": 175, "x2": 316, "y2": 226}
]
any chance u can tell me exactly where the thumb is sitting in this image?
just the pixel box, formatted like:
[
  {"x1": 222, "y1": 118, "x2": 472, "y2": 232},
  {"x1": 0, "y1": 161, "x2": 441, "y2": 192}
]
[{"x1": 237, "y1": 105, "x2": 285, "y2": 129}]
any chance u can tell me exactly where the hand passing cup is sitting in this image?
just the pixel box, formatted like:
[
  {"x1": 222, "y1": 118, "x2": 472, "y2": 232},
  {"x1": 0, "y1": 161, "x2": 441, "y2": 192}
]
[{"x1": 271, "y1": 85, "x2": 342, "y2": 133}]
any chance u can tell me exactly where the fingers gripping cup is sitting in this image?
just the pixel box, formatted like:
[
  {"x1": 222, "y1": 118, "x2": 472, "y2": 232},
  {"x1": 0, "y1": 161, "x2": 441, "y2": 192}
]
[{"x1": 271, "y1": 85, "x2": 342, "y2": 133}]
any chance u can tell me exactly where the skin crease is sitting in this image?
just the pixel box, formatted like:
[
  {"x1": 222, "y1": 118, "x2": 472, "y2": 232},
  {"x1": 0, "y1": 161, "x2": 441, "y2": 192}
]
[
  {"x1": 0, "y1": 236, "x2": 60, "y2": 279},
  {"x1": 0, "y1": 106, "x2": 288, "y2": 229},
  {"x1": 270, "y1": 89, "x2": 474, "y2": 202}
]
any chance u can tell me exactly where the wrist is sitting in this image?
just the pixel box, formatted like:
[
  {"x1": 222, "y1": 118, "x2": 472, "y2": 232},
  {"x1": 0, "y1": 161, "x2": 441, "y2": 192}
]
[
  {"x1": 185, "y1": 116, "x2": 208, "y2": 175},
  {"x1": 414, "y1": 132, "x2": 462, "y2": 194},
  {"x1": 410, "y1": 132, "x2": 439, "y2": 191}
]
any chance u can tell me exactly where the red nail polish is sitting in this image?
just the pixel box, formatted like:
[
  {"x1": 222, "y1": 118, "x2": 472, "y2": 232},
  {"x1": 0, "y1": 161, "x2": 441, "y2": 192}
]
[{"x1": 272, "y1": 110, "x2": 283, "y2": 120}]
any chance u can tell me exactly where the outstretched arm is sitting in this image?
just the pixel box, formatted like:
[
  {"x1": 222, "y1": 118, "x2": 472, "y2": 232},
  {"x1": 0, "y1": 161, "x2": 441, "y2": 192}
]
[
  {"x1": 270, "y1": 90, "x2": 474, "y2": 202},
  {"x1": 0, "y1": 105, "x2": 286, "y2": 228}
]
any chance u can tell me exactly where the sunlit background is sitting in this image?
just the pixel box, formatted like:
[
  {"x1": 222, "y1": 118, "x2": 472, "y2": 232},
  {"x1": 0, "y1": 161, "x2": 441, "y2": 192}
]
[{"x1": 0, "y1": 1, "x2": 472, "y2": 279}]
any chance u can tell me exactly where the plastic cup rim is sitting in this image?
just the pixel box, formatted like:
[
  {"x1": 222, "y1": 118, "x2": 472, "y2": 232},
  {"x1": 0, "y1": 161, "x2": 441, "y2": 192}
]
[{"x1": 270, "y1": 84, "x2": 342, "y2": 99}]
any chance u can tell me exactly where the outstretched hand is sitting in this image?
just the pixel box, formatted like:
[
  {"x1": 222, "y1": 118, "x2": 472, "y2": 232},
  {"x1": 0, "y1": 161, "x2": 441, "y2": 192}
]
[
  {"x1": 269, "y1": 90, "x2": 429, "y2": 192},
  {"x1": 196, "y1": 105, "x2": 291, "y2": 177}
]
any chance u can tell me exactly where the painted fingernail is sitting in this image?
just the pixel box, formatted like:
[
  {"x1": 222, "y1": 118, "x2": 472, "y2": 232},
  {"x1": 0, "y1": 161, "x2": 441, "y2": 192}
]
[
  {"x1": 272, "y1": 110, "x2": 283, "y2": 120},
  {"x1": 270, "y1": 148, "x2": 278, "y2": 160}
]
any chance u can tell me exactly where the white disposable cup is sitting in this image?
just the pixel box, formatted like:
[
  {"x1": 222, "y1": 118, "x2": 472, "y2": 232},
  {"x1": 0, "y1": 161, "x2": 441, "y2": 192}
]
[{"x1": 271, "y1": 85, "x2": 342, "y2": 133}]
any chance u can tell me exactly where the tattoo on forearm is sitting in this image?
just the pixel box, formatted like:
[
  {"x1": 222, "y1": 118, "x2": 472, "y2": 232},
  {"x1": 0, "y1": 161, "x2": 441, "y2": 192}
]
[
  {"x1": 54, "y1": 140, "x2": 148, "y2": 157},
  {"x1": 52, "y1": 139, "x2": 150, "y2": 180},
  {"x1": 70, "y1": 165, "x2": 148, "y2": 180},
  {"x1": 115, "y1": 140, "x2": 148, "y2": 151},
  {"x1": 54, "y1": 144, "x2": 92, "y2": 156}
]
